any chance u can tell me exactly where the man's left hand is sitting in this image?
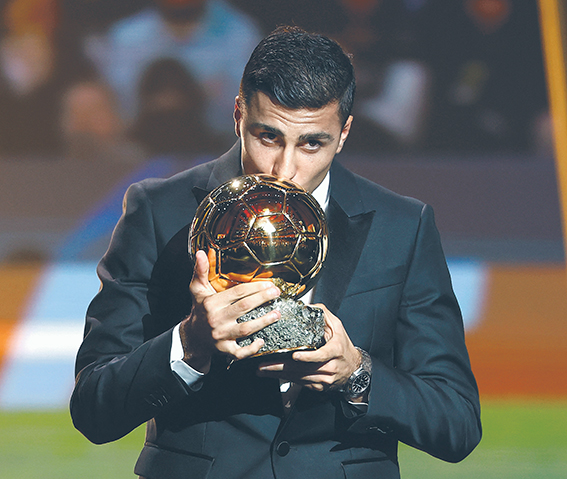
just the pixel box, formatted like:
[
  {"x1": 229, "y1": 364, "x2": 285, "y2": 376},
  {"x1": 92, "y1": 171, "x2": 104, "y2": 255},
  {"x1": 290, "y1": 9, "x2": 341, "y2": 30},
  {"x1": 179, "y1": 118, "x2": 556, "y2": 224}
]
[{"x1": 256, "y1": 304, "x2": 361, "y2": 392}]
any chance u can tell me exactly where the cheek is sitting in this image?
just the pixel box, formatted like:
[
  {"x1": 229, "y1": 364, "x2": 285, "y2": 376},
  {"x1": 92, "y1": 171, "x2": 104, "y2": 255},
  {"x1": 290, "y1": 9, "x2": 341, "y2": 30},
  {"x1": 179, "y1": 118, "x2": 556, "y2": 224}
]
[
  {"x1": 303, "y1": 155, "x2": 332, "y2": 176},
  {"x1": 242, "y1": 147, "x2": 272, "y2": 174},
  {"x1": 296, "y1": 167, "x2": 327, "y2": 192}
]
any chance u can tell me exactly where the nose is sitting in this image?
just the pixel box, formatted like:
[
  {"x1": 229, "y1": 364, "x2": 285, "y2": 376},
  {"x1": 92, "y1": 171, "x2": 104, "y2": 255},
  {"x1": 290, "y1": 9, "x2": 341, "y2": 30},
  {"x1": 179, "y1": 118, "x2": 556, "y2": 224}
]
[{"x1": 271, "y1": 147, "x2": 297, "y2": 181}]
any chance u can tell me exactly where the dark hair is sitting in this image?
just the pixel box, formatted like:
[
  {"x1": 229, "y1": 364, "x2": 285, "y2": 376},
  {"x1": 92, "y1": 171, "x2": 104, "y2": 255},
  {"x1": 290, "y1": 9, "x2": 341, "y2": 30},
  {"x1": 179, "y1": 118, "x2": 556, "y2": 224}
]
[{"x1": 239, "y1": 26, "x2": 356, "y2": 126}]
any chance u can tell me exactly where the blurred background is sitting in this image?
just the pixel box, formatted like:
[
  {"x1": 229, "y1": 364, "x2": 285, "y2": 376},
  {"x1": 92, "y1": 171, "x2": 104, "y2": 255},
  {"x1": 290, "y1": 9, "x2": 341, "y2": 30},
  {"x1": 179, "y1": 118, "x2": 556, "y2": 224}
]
[{"x1": 0, "y1": 0, "x2": 565, "y2": 477}]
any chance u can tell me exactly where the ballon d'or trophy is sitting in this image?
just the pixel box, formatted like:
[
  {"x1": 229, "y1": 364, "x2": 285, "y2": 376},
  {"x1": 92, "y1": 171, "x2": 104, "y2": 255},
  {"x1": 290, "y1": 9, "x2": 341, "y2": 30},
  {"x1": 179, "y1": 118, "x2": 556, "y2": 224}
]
[{"x1": 189, "y1": 174, "x2": 328, "y2": 356}]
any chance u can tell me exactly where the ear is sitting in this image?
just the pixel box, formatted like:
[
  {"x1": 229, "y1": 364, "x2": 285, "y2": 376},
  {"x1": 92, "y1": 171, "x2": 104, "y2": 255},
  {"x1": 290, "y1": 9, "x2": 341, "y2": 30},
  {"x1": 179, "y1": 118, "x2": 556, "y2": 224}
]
[
  {"x1": 335, "y1": 115, "x2": 353, "y2": 154},
  {"x1": 234, "y1": 96, "x2": 242, "y2": 138}
]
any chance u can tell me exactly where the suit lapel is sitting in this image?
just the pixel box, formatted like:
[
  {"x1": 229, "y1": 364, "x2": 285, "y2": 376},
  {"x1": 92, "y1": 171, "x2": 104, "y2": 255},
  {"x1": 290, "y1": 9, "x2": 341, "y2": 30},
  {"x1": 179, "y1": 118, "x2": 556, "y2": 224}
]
[
  {"x1": 192, "y1": 141, "x2": 242, "y2": 203},
  {"x1": 313, "y1": 201, "x2": 374, "y2": 313},
  {"x1": 313, "y1": 162, "x2": 375, "y2": 314},
  {"x1": 208, "y1": 142, "x2": 242, "y2": 189}
]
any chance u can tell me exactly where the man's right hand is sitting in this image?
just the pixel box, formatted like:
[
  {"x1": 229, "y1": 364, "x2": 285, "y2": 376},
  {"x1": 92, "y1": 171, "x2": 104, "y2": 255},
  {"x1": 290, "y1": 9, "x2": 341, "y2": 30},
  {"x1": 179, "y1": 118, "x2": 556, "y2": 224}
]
[{"x1": 179, "y1": 250, "x2": 281, "y2": 374}]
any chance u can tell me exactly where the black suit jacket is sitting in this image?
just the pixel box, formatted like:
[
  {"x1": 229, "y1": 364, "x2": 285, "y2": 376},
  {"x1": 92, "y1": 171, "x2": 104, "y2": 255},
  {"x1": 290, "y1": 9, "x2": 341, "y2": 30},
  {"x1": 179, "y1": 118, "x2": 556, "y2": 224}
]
[{"x1": 71, "y1": 143, "x2": 481, "y2": 479}]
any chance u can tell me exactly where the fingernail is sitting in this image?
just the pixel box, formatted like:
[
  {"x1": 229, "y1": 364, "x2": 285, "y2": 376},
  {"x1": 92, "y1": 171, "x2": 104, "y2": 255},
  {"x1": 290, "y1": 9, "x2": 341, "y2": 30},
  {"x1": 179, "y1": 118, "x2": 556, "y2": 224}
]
[{"x1": 269, "y1": 287, "x2": 281, "y2": 298}]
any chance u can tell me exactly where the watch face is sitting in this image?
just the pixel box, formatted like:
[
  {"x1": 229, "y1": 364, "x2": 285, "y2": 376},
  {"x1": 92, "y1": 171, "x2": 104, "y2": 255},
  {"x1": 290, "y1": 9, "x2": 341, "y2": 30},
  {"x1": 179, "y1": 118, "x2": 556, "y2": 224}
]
[{"x1": 350, "y1": 371, "x2": 371, "y2": 395}]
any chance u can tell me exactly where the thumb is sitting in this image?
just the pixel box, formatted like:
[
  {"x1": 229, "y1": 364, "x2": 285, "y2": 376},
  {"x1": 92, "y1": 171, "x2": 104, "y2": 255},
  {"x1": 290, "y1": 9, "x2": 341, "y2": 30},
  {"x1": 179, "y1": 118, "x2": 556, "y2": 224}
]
[
  {"x1": 190, "y1": 250, "x2": 216, "y2": 296},
  {"x1": 313, "y1": 303, "x2": 335, "y2": 342}
]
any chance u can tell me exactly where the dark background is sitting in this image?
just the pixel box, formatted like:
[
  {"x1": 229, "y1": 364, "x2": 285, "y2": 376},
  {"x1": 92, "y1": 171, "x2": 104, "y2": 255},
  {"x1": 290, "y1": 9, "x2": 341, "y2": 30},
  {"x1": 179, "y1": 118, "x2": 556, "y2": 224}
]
[{"x1": 0, "y1": 0, "x2": 562, "y2": 263}]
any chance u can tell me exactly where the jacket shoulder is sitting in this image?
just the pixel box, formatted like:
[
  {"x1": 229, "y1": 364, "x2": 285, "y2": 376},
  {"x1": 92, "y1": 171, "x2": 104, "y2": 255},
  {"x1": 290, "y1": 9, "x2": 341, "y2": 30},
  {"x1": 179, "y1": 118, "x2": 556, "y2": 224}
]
[
  {"x1": 118, "y1": 160, "x2": 218, "y2": 251},
  {"x1": 133, "y1": 160, "x2": 215, "y2": 204},
  {"x1": 332, "y1": 161, "x2": 425, "y2": 219}
]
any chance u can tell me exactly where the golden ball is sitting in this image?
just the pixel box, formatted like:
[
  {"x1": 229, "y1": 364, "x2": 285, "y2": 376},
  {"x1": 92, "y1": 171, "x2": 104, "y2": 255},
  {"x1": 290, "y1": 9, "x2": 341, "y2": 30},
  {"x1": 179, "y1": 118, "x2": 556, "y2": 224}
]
[{"x1": 189, "y1": 174, "x2": 328, "y2": 298}]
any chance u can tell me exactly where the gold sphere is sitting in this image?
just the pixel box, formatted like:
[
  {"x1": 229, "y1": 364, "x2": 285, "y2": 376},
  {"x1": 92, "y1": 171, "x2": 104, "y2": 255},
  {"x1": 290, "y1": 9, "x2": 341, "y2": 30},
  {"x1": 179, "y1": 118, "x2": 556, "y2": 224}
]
[{"x1": 189, "y1": 174, "x2": 328, "y2": 299}]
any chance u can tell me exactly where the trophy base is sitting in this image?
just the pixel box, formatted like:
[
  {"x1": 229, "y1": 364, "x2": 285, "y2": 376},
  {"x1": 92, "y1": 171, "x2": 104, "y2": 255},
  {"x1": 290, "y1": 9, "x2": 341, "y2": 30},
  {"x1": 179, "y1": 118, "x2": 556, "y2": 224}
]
[{"x1": 236, "y1": 298, "x2": 326, "y2": 356}]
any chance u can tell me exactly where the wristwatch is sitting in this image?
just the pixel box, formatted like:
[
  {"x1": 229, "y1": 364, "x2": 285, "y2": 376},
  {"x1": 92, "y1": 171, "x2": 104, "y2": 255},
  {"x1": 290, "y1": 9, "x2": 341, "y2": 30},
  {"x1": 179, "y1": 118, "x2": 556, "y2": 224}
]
[{"x1": 340, "y1": 347, "x2": 372, "y2": 400}]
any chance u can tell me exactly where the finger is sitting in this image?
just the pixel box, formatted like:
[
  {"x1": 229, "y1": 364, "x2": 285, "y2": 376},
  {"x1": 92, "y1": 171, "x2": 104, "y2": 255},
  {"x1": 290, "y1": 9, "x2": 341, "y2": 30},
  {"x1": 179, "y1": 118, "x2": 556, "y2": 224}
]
[
  {"x1": 302, "y1": 382, "x2": 331, "y2": 392},
  {"x1": 256, "y1": 361, "x2": 286, "y2": 373},
  {"x1": 233, "y1": 309, "x2": 281, "y2": 339},
  {"x1": 204, "y1": 298, "x2": 281, "y2": 344},
  {"x1": 310, "y1": 304, "x2": 336, "y2": 341},
  {"x1": 198, "y1": 279, "x2": 279, "y2": 324},
  {"x1": 190, "y1": 250, "x2": 216, "y2": 296},
  {"x1": 226, "y1": 283, "x2": 281, "y2": 317},
  {"x1": 293, "y1": 372, "x2": 336, "y2": 388},
  {"x1": 292, "y1": 347, "x2": 334, "y2": 363},
  {"x1": 257, "y1": 364, "x2": 335, "y2": 389},
  {"x1": 224, "y1": 280, "x2": 281, "y2": 303},
  {"x1": 257, "y1": 359, "x2": 328, "y2": 375},
  {"x1": 213, "y1": 308, "x2": 281, "y2": 355},
  {"x1": 227, "y1": 338, "x2": 266, "y2": 361},
  {"x1": 291, "y1": 327, "x2": 341, "y2": 362}
]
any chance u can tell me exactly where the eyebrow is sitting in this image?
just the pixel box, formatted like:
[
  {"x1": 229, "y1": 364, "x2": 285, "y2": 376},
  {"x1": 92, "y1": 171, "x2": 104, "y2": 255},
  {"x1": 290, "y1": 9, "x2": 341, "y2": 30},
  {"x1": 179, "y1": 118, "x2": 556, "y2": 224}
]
[
  {"x1": 251, "y1": 123, "x2": 335, "y2": 143},
  {"x1": 298, "y1": 132, "x2": 335, "y2": 143},
  {"x1": 250, "y1": 123, "x2": 283, "y2": 137}
]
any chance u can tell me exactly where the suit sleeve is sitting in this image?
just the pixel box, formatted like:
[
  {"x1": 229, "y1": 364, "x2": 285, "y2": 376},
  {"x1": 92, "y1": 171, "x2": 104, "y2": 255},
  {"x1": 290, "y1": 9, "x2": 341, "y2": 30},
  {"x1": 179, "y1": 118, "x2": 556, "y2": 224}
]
[
  {"x1": 347, "y1": 204, "x2": 482, "y2": 462},
  {"x1": 70, "y1": 182, "x2": 191, "y2": 445}
]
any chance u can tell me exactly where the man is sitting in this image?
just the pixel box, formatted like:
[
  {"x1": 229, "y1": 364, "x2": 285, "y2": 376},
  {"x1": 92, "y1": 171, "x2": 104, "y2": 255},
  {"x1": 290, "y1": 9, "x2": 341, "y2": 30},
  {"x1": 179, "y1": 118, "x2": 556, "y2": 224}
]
[{"x1": 71, "y1": 26, "x2": 481, "y2": 479}]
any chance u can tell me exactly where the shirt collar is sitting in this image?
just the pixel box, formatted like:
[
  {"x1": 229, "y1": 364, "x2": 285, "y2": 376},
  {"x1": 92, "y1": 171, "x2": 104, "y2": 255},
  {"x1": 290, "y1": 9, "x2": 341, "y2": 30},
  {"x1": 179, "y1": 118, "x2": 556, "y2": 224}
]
[{"x1": 310, "y1": 171, "x2": 331, "y2": 212}]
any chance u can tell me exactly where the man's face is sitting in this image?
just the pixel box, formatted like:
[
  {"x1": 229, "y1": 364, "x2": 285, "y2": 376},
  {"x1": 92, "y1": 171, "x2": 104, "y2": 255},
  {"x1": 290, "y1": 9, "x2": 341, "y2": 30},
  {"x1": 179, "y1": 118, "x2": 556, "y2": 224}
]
[{"x1": 234, "y1": 92, "x2": 352, "y2": 193}]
